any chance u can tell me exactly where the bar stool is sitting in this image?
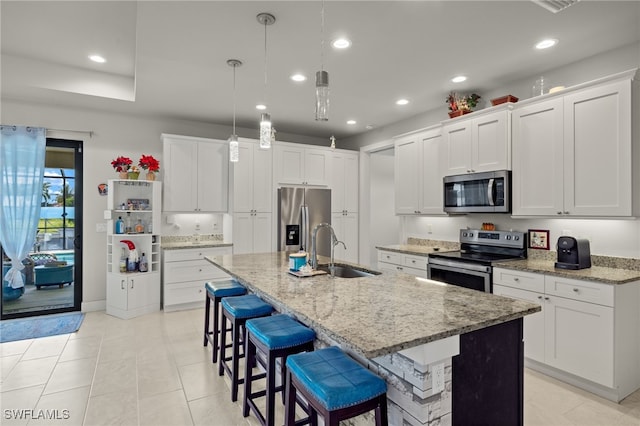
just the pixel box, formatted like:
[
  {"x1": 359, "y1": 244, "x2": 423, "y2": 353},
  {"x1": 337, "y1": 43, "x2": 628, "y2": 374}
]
[
  {"x1": 284, "y1": 346, "x2": 388, "y2": 426},
  {"x1": 219, "y1": 294, "x2": 274, "y2": 402},
  {"x1": 243, "y1": 314, "x2": 316, "y2": 426},
  {"x1": 203, "y1": 280, "x2": 247, "y2": 363}
]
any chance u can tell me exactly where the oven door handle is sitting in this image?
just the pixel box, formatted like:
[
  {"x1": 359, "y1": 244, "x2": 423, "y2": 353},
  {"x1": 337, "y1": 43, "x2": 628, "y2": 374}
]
[
  {"x1": 487, "y1": 178, "x2": 495, "y2": 206},
  {"x1": 427, "y1": 258, "x2": 491, "y2": 274}
]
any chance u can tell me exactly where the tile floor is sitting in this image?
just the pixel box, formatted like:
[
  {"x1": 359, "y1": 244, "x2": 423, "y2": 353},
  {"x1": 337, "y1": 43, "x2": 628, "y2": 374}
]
[{"x1": 1, "y1": 309, "x2": 639, "y2": 426}]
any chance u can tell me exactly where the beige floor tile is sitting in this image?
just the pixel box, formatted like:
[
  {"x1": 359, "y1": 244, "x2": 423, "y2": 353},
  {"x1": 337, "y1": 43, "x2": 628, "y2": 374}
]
[
  {"x1": 178, "y1": 361, "x2": 228, "y2": 402},
  {"x1": 0, "y1": 339, "x2": 34, "y2": 357},
  {"x1": 68, "y1": 313, "x2": 105, "y2": 341},
  {"x1": 29, "y1": 386, "x2": 90, "y2": 426},
  {"x1": 89, "y1": 358, "x2": 136, "y2": 397},
  {"x1": 169, "y1": 337, "x2": 211, "y2": 368},
  {"x1": 43, "y1": 358, "x2": 96, "y2": 395},
  {"x1": 2, "y1": 357, "x2": 58, "y2": 392},
  {"x1": 22, "y1": 335, "x2": 69, "y2": 361},
  {"x1": 0, "y1": 385, "x2": 45, "y2": 426},
  {"x1": 83, "y1": 390, "x2": 137, "y2": 426},
  {"x1": 188, "y1": 394, "x2": 250, "y2": 426},
  {"x1": 138, "y1": 389, "x2": 193, "y2": 426},
  {"x1": 58, "y1": 336, "x2": 101, "y2": 363},
  {"x1": 1, "y1": 354, "x2": 22, "y2": 381},
  {"x1": 136, "y1": 357, "x2": 182, "y2": 399},
  {"x1": 95, "y1": 335, "x2": 136, "y2": 365}
]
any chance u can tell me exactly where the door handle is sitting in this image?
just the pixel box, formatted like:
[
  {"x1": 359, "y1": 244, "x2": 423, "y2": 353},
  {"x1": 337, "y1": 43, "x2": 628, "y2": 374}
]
[{"x1": 487, "y1": 178, "x2": 495, "y2": 206}]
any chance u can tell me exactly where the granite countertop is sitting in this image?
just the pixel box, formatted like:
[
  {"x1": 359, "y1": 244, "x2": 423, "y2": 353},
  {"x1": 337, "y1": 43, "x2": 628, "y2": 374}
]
[
  {"x1": 494, "y1": 259, "x2": 640, "y2": 285},
  {"x1": 205, "y1": 252, "x2": 540, "y2": 359}
]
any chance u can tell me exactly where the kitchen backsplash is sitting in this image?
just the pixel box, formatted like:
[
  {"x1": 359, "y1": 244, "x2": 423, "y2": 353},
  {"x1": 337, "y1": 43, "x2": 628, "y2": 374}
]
[
  {"x1": 527, "y1": 248, "x2": 640, "y2": 271},
  {"x1": 407, "y1": 237, "x2": 460, "y2": 250},
  {"x1": 161, "y1": 234, "x2": 224, "y2": 244}
]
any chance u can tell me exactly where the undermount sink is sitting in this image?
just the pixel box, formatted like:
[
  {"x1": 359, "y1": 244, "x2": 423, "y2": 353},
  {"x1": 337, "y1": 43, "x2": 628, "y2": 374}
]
[{"x1": 317, "y1": 264, "x2": 381, "y2": 278}]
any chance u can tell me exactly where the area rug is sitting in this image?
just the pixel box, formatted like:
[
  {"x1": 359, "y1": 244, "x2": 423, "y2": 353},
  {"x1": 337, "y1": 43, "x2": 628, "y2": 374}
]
[{"x1": 0, "y1": 312, "x2": 84, "y2": 343}]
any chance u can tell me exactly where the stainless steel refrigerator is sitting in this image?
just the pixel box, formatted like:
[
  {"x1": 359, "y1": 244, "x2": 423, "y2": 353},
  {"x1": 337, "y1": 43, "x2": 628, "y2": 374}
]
[{"x1": 277, "y1": 187, "x2": 331, "y2": 257}]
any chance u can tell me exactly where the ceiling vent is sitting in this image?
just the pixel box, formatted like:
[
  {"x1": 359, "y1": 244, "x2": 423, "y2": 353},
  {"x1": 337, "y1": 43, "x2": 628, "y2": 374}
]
[{"x1": 532, "y1": 0, "x2": 580, "y2": 13}]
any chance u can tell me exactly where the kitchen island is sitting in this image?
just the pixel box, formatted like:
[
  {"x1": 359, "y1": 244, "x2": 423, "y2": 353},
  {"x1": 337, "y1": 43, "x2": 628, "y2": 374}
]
[{"x1": 206, "y1": 252, "x2": 540, "y2": 426}]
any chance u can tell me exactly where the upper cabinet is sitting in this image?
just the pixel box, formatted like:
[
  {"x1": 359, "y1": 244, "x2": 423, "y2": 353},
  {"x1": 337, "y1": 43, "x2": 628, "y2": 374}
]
[
  {"x1": 443, "y1": 108, "x2": 511, "y2": 175},
  {"x1": 395, "y1": 127, "x2": 445, "y2": 215},
  {"x1": 162, "y1": 134, "x2": 228, "y2": 212},
  {"x1": 233, "y1": 140, "x2": 273, "y2": 213},
  {"x1": 330, "y1": 150, "x2": 358, "y2": 214},
  {"x1": 273, "y1": 142, "x2": 330, "y2": 186},
  {"x1": 512, "y1": 77, "x2": 635, "y2": 217}
]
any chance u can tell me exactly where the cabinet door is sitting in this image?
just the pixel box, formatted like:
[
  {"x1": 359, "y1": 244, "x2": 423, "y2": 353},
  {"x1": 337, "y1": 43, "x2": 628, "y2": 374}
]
[
  {"x1": 343, "y1": 154, "x2": 359, "y2": 213},
  {"x1": 394, "y1": 136, "x2": 420, "y2": 214},
  {"x1": 471, "y1": 110, "x2": 509, "y2": 172},
  {"x1": 563, "y1": 80, "x2": 632, "y2": 216},
  {"x1": 332, "y1": 212, "x2": 358, "y2": 263},
  {"x1": 493, "y1": 284, "x2": 545, "y2": 363},
  {"x1": 233, "y1": 142, "x2": 254, "y2": 212},
  {"x1": 197, "y1": 141, "x2": 228, "y2": 212},
  {"x1": 253, "y1": 212, "x2": 273, "y2": 254},
  {"x1": 512, "y1": 98, "x2": 564, "y2": 216},
  {"x1": 419, "y1": 131, "x2": 444, "y2": 214},
  {"x1": 544, "y1": 295, "x2": 614, "y2": 387},
  {"x1": 331, "y1": 153, "x2": 346, "y2": 213},
  {"x1": 275, "y1": 145, "x2": 305, "y2": 184},
  {"x1": 252, "y1": 146, "x2": 273, "y2": 212},
  {"x1": 107, "y1": 274, "x2": 128, "y2": 311},
  {"x1": 304, "y1": 148, "x2": 330, "y2": 186},
  {"x1": 443, "y1": 121, "x2": 472, "y2": 175},
  {"x1": 163, "y1": 139, "x2": 198, "y2": 211},
  {"x1": 232, "y1": 212, "x2": 253, "y2": 255}
]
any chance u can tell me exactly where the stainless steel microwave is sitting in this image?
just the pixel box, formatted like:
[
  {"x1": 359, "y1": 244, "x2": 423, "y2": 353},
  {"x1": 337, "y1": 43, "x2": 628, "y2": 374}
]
[{"x1": 443, "y1": 170, "x2": 511, "y2": 213}]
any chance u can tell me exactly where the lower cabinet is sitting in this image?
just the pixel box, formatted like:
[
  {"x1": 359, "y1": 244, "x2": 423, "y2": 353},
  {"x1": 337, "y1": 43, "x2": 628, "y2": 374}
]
[
  {"x1": 377, "y1": 249, "x2": 428, "y2": 278},
  {"x1": 162, "y1": 246, "x2": 232, "y2": 312},
  {"x1": 106, "y1": 272, "x2": 160, "y2": 319},
  {"x1": 493, "y1": 267, "x2": 639, "y2": 401}
]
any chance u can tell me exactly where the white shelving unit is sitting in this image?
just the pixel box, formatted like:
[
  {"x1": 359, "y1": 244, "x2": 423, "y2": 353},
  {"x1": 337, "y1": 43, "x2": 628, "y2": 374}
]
[{"x1": 106, "y1": 179, "x2": 161, "y2": 319}]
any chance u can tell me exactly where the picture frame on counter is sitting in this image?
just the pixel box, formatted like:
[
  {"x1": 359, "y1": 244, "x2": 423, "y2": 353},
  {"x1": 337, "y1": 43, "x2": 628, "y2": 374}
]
[{"x1": 528, "y1": 229, "x2": 550, "y2": 250}]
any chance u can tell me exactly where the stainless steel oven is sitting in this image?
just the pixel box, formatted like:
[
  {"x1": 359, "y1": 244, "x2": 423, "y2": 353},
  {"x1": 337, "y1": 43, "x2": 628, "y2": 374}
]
[{"x1": 427, "y1": 229, "x2": 526, "y2": 293}]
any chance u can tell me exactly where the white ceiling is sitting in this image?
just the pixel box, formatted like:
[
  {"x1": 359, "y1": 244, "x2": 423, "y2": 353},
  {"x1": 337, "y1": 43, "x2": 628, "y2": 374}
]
[{"x1": 2, "y1": 1, "x2": 639, "y2": 140}]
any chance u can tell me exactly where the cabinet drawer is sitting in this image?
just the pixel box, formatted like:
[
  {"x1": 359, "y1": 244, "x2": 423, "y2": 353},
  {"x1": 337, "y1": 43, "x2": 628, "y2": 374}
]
[
  {"x1": 164, "y1": 280, "x2": 206, "y2": 306},
  {"x1": 164, "y1": 246, "x2": 231, "y2": 262},
  {"x1": 403, "y1": 255, "x2": 428, "y2": 270},
  {"x1": 164, "y1": 259, "x2": 228, "y2": 283},
  {"x1": 544, "y1": 276, "x2": 614, "y2": 307},
  {"x1": 378, "y1": 250, "x2": 402, "y2": 265},
  {"x1": 493, "y1": 268, "x2": 544, "y2": 293}
]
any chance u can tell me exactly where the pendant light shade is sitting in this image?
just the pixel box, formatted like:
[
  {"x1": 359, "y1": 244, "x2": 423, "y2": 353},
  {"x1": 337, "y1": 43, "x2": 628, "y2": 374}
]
[
  {"x1": 227, "y1": 59, "x2": 242, "y2": 163},
  {"x1": 315, "y1": 0, "x2": 329, "y2": 121},
  {"x1": 257, "y1": 12, "x2": 275, "y2": 149}
]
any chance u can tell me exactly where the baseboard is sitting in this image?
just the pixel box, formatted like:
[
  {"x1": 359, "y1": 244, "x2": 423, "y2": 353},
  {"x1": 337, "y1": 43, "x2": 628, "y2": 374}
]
[{"x1": 81, "y1": 299, "x2": 106, "y2": 312}]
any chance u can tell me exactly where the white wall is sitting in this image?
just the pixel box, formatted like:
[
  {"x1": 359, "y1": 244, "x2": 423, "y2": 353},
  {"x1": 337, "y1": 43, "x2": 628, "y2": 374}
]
[
  {"x1": 1, "y1": 99, "x2": 325, "y2": 310},
  {"x1": 368, "y1": 149, "x2": 400, "y2": 266}
]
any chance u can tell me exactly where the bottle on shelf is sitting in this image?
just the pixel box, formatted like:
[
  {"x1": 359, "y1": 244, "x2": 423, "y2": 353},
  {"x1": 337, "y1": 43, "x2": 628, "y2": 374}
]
[
  {"x1": 146, "y1": 219, "x2": 153, "y2": 234},
  {"x1": 119, "y1": 248, "x2": 127, "y2": 273},
  {"x1": 139, "y1": 253, "x2": 148, "y2": 272},
  {"x1": 125, "y1": 212, "x2": 133, "y2": 234},
  {"x1": 115, "y1": 216, "x2": 125, "y2": 234},
  {"x1": 135, "y1": 218, "x2": 144, "y2": 234}
]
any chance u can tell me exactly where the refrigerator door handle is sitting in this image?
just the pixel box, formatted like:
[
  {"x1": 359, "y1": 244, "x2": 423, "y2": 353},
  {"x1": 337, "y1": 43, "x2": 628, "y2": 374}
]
[{"x1": 300, "y1": 205, "x2": 309, "y2": 251}]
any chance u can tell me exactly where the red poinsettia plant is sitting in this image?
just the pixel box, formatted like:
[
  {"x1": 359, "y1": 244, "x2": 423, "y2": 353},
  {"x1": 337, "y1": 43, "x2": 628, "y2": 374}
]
[
  {"x1": 111, "y1": 156, "x2": 133, "y2": 172},
  {"x1": 138, "y1": 154, "x2": 160, "y2": 172}
]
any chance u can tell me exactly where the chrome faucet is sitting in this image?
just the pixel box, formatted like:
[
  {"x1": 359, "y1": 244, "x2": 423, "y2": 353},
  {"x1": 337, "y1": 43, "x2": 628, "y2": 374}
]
[{"x1": 310, "y1": 223, "x2": 346, "y2": 273}]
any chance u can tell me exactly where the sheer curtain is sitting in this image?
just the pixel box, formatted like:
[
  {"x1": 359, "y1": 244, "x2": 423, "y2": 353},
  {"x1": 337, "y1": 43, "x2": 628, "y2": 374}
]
[{"x1": 0, "y1": 125, "x2": 46, "y2": 289}]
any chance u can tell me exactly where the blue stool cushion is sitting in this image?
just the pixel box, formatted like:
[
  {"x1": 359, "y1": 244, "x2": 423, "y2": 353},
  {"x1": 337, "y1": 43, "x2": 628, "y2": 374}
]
[
  {"x1": 286, "y1": 346, "x2": 387, "y2": 411},
  {"x1": 246, "y1": 314, "x2": 316, "y2": 350},
  {"x1": 222, "y1": 294, "x2": 273, "y2": 319},
  {"x1": 205, "y1": 280, "x2": 246, "y2": 298}
]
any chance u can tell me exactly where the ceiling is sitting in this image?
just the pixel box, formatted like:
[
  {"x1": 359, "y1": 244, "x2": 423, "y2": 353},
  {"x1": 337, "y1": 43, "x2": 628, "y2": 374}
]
[{"x1": 2, "y1": 1, "x2": 639, "y2": 140}]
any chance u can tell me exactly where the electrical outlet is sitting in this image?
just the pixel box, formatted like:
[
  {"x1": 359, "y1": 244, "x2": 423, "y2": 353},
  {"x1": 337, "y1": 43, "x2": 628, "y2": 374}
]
[
  {"x1": 427, "y1": 224, "x2": 433, "y2": 234},
  {"x1": 432, "y1": 362, "x2": 445, "y2": 394}
]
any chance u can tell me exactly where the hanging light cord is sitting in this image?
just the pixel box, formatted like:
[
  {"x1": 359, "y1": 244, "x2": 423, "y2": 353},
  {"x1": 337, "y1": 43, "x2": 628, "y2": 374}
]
[
  {"x1": 320, "y1": 0, "x2": 325, "y2": 71},
  {"x1": 232, "y1": 63, "x2": 237, "y2": 135},
  {"x1": 263, "y1": 19, "x2": 268, "y2": 107}
]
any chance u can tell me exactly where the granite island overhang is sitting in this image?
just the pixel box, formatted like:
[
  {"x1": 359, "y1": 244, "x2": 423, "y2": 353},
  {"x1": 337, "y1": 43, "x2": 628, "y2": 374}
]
[{"x1": 206, "y1": 252, "x2": 540, "y2": 426}]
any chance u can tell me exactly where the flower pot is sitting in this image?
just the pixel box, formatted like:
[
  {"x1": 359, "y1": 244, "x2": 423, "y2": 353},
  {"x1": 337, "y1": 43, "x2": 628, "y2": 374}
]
[
  {"x1": 145, "y1": 171, "x2": 156, "y2": 181},
  {"x1": 118, "y1": 171, "x2": 129, "y2": 179},
  {"x1": 448, "y1": 110, "x2": 472, "y2": 118},
  {"x1": 128, "y1": 172, "x2": 140, "y2": 180}
]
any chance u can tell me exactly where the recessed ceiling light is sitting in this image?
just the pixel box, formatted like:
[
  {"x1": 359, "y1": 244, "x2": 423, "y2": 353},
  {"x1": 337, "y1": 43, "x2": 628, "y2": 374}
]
[
  {"x1": 346, "y1": 120, "x2": 357, "y2": 125},
  {"x1": 332, "y1": 38, "x2": 351, "y2": 49},
  {"x1": 256, "y1": 104, "x2": 267, "y2": 110},
  {"x1": 89, "y1": 54, "x2": 106, "y2": 63},
  {"x1": 396, "y1": 99, "x2": 409, "y2": 106},
  {"x1": 290, "y1": 73, "x2": 306, "y2": 82},
  {"x1": 535, "y1": 38, "x2": 558, "y2": 49},
  {"x1": 451, "y1": 75, "x2": 467, "y2": 83}
]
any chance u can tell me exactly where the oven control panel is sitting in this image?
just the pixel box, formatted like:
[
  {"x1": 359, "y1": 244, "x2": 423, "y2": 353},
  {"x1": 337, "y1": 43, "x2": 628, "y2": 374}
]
[{"x1": 459, "y1": 229, "x2": 526, "y2": 249}]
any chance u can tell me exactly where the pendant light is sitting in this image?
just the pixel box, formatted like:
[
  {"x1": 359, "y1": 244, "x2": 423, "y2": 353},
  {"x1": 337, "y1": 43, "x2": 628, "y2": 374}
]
[
  {"x1": 227, "y1": 59, "x2": 242, "y2": 163},
  {"x1": 257, "y1": 12, "x2": 275, "y2": 149},
  {"x1": 315, "y1": 0, "x2": 329, "y2": 121}
]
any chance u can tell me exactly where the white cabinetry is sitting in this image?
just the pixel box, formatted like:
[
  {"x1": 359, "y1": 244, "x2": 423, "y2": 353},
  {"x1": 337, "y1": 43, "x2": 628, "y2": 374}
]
[
  {"x1": 232, "y1": 140, "x2": 273, "y2": 254},
  {"x1": 330, "y1": 150, "x2": 359, "y2": 263},
  {"x1": 106, "y1": 180, "x2": 161, "y2": 319},
  {"x1": 273, "y1": 143, "x2": 330, "y2": 186},
  {"x1": 162, "y1": 134, "x2": 229, "y2": 212},
  {"x1": 442, "y1": 108, "x2": 510, "y2": 176},
  {"x1": 512, "y1": 78, "x2": 634, "y2": 217},
  {"x1": 377, "y1": 249, "x2": 428, "y2": 278},
  {"x1": 162, "y1": 246, "x2": 232, "y2": 312},
  {"x1": 394, "y1": 127, "x2": 444, "y2": 215},
  {"x1": 494, "y1": 267, "x2": 640, "y2": 402}
]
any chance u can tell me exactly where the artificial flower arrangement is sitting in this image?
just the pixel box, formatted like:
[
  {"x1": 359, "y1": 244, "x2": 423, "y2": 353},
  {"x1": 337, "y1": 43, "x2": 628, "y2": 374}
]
[
  {"x1": 446, "y1": 92, "x2": 482, "y2": 116},
  {"x1": 138, "y1": 154, "x2": 160, "y2": 172},
  {"x1": 111, "y1": 156, "x2": 133, "y2": 172}
]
